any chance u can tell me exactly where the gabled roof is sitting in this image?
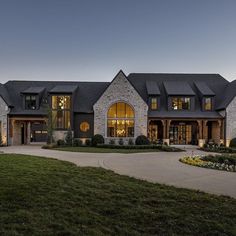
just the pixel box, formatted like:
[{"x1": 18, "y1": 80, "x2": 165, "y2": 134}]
[
  {"x1": 22, "y1": 86, "x2": 45, "y2": 94},
  {"x1": 194, "y1": 81, "x2": 215, "y2": 96},
  {"x1": 163, "y1": 81, "x2": 195, "y2": 96},
  {"x1": 217, "y1": 80, "x2": 236, "y2": 110},
  {"x1": 146, "y1": 81, "x2": 160, "y2": 95},
  {"x1": 0, "y1": 83, "x2": 12, "y2": 106},
  {"x1": 127, "y1": 73, "x2": 229, "y2": 118},
  {"x1": 50, "y1": 85, "x2": 78, "y2": 93},
  {"x1": 4, "y1": 80, "x2": 109, "y2": 115}
]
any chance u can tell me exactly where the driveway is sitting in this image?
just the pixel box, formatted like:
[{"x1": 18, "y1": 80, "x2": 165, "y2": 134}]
[{"x1": 1, "y1": 145, "x2": 236, "y2": 198}]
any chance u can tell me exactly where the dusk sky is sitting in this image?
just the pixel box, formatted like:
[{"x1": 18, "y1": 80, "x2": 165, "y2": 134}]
[{"x1": 0, "y1": 0, "x2": 236, "y2": 83}]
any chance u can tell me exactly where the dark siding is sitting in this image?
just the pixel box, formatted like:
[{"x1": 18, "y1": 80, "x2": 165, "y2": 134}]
[{"x1": 74, "y1": 113, "x2": 94, "y2": 138}]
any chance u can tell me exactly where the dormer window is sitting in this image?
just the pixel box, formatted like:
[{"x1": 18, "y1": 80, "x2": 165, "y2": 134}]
[
  {"x1": 172, "y1": 97, "x2": 191, "y2": 110},
  {"x1": 151, "y1": 97, "x2": 158, "y2": 110},
  {"x1": 204, "y1": 97, "x2": 212, "y2": 111},
  {"x1": 25, "y1": 95, "x2": 36, "y2": 110}
]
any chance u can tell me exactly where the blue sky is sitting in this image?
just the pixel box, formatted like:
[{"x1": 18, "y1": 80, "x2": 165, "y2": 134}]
[{"x1": 0, "y1": 0, "x2": 235, "y2": 82}]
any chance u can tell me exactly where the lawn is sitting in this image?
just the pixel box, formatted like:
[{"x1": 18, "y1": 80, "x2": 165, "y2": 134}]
[
  {"x1": 0, "y1": 154, "x2": 236, "y2": 236},
  {"x1": 53, "y1": 146, "x2": 181, "y2": 153}
]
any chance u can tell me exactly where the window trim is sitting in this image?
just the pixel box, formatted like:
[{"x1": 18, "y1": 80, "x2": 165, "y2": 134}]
[
  {"x1": 106, "y1": 102, "x2": 135, "y2": 138},
  {"x1": 25, "y1": 95, "x2": 37, "y2": 110},
  {"x1": 203, "y1": 97, "x2": 213, "y2": 111},
  {"x1": 150, "y1": 97, "x2": 158, "y2": 110},
  {"x1": 51, "y1": 95, "x2": 72, "y2": 130},
  {"x1": 171, "y1": 97, "x2": 191, "y2": 111}
]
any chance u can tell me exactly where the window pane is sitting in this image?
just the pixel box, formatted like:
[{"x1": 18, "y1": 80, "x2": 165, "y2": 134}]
[
  {"x1": 116, "y1": 119, "x2": 126, "y2": 137},
  {"x1": 126, "y1": 120, "x2": 134, "y2": 137},
  {"x1": 117, "y1": 102, "x2": 126, "y2": 118},
  {"x1": 172, "y1": 97, "x2": 190, "y2": 110},
  {"x1": 64, "y1": 111, "x2": 70, "y2": 129},
  {"x1": 151, "y1": 98, "x2": 157, "y2": 110},
  {"x1": 107, "y1": 120, "x2": 116, "y2": 137},
  {"x1": 64, "y1": 96, "x2": 71, "y2": 109},
  {"x1": 52, "y1": 96, "x2": 58, "y2": 109},
  {"x1": 108, "y1": 104, "x2": 117, "y2": 118},
  {"x1": 204, "y1": 98, "x2": 212, "y2": 110},
  {"x1": 126, "y1": 104, "x2": 134, "y2": 118}
]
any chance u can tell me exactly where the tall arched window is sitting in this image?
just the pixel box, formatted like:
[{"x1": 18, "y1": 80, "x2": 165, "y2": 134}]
[{"x1": 107, "y1": 102, "x2": 134, "y2": 137}]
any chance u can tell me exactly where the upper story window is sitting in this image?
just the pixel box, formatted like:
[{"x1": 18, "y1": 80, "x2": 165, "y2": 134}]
[
  {"x1": 25, "y1": 95, "x2": 36, "y2": 110},
  {"x1": 107, "y1": 102, "x2": 134, "y2": 137},
  {"x1": 172, "y1": 97, "x2": 191, "y2": 110},
  {"x1": 52, "y1": 95, "x2": 71, "y2": 129},
  {"x1": 204, "y1": 97, "x2": 212, "y2": 111},
  {"x1": 150, "y1": 97, "x2": 158, "y2": 110}
]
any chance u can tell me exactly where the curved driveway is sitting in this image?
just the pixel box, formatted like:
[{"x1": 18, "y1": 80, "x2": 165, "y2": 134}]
[{"x1": 1, "y1": 145, "x2": 236, "y2": 198}]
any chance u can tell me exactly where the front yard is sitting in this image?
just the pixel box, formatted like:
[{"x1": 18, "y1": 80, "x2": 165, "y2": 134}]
[{"x1": 0, "y1": 154, "x2": 236, "y2": 235}]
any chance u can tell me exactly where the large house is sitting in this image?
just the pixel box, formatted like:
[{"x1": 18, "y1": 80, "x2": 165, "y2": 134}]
[{"x1": 0, "y1": 70, "x2": 236, "y2": 147}]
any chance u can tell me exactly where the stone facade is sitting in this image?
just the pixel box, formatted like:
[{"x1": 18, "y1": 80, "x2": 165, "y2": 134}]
[
  {"x1": 93, "y1": 71, "x2": 148, "y2": 142},
  {"x1": 226, "y1": 96, "x2": 236, "y2": 146},
  {"x1": 0, "y1": 96, "x2": 10, "y2": 145}
]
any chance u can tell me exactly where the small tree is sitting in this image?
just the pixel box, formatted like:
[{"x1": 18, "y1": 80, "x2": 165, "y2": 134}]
[
  {"x1": 0, "y1": 132, "x2": 3, "y2": 146},
  {"x1": 46, "y1": 105, "x2": 54, "y2": 144}
]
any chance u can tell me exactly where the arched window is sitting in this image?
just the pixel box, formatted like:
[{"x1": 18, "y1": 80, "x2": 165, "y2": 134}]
[{"x1": 107, "y1": 102, "x2": 134, "y2": 137}]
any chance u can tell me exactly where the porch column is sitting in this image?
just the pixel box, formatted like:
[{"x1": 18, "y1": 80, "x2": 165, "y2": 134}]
[
  {"x1": 161, "y1": 120, "x2": 166, "y2": 139},
  {"x1": 27, "y1": 122, "x2": 31, "y2": 144},
  {"x1": 203, "y1": 120, "x2": 208, "y2": 140},
  {"x1": 163, "y1": 119, "x2": 171, "y2": 145}
]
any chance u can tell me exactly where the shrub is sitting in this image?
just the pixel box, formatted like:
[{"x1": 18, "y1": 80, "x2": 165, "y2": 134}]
[
  {"x1": 109, "y1": 139, "x2": 115, "y2": 145},
  {"x1": 73, "y1": 139, "x2": 83, "y2": 147},
  {"x1": 85, "y1": 139, "x2": 91, "y2": 146},
  {"x1": 163, "y1": 142, "x2": 168, "y2": 146},
  {"x1": 128, "y1": 138, "x2": 134, "y2": 145},
  {"x1": 91, "y1": 134, "x2": 104, "y2": 147},
  {"x1": 230, "y1": 138, "x2": 236, "y2": 148},
  {"x1": 135, "y1": 135, "x2": 150, "y2": 145},
  {"x1": 65, "y1": 130, "x2": 73, "y2": 146},
  {"x1": 42, "y1": 143, "x2": 57, "y2": 149},
  {"x1": 118, "y1": 138, "x2": 124, "y2": 145},
  {"x1": 57, "y1": 139, "x2": 65, "y2": 146}
]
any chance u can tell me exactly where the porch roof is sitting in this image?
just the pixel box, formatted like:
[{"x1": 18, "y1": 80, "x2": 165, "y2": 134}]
[{"x1": 148, "y1": 110, "x2": 223, "y2": 119}]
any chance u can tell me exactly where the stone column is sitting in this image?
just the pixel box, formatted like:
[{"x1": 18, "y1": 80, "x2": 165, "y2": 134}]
[
  {"x1": 27, "y1": 122, "x2": 31, "y2": 144},
  {"x1": 197, "y1": 120, "x2": 205, "y2": 147},
  {"x1": 163, "y1": 120, "x2": 171, "y2": 145}
]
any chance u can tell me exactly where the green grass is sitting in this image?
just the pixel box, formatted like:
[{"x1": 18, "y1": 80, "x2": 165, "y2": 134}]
[
  {"x1": 0, "y1": 154, "x2": 236, "y2": 236},
  {"x1": 54, "y1": 146, "x2": 175, "y2": 153}
]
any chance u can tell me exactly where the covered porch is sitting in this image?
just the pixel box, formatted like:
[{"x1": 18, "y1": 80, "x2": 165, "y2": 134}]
[
  {"x1": 148, "y1": 119, "x2": 225, "y2": 146},
  {"x1": 9, "y1": 117, "x2": 48, "y2": 145}
]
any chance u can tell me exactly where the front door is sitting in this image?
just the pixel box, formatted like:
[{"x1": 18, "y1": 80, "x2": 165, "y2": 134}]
[{"x1": 169, "y1": 124, "x2": 192, "y2": 145}]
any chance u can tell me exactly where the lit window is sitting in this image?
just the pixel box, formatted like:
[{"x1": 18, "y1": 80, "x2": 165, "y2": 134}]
[
  {"x1": 172, "y1": 97, "x2": 190, "y2": 110},
  {"x1": 25, "y1": 95, "x2": 36, "y2": 110},
  {"x1": 151, "y1": 97, "x2": 158, "y2": 110},
  {"x1": 80, "y1": 122, "x2": 90, "y2": 132},
  {"x1": 204, "y1": 97, "x2": 212, "y2": 111},
  {"x1": 52, "y1": 95, "x2": 71, "y2": 129},
  {"x1": 107, "y1": 102, "x2": 134, "y2": 137}
]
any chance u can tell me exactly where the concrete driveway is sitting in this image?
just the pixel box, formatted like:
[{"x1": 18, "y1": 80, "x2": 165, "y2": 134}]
[{"x1": 1, "y1": 145, "x2": 236, "y2": 198}]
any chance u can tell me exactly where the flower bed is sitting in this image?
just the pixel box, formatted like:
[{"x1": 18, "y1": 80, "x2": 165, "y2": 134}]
[{"x1": 180, "y1": 155, "x2": 236, "y2": 172}]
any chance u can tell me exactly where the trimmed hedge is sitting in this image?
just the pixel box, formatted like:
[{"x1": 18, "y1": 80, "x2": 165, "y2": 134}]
[
  {"x1": 200, "y1": 146, "x2": 236, "y2": 153},
  {"x1": 96, "y1": 144, "x2": 183, "y2": 152}
]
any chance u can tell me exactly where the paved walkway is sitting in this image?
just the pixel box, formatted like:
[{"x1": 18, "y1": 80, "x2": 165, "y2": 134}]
[{"x1": 1, "y1": 145, "x2": 236, "y2": 198}]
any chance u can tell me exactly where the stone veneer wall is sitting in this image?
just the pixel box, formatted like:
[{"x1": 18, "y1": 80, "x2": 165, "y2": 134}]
[
  {"x1": 226, "y1": 96, "x2": 236, "y2": 144},
  {"x1": 0, "y1": 96, "x2": 10, "y2": 145},
  {"x1": 93, "y1": 72, "x2": 148, "y2": 143}
]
